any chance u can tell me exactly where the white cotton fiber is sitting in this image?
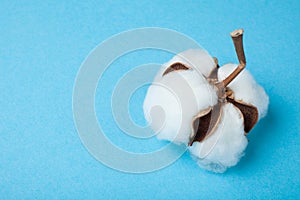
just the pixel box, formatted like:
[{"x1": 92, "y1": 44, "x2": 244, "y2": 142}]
[
  {"x1": 143, "y1": 49, "x2": 218, "y2": 144},
  {"x1": 189, "y1": 103, "x2": 247, "y2": 173},
  {"x1": 143, "y1": 66, "x2": 218, "y2": 144},
  {"x1": 143, "y1": 49, "x2": 269, "y2": 173},
  {"x1": 218, "y1": 64, "x2": 269, "y2": 118}
]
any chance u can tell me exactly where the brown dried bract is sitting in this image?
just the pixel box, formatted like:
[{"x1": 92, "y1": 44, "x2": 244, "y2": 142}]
[
  {"x1": 227, "y1": 97, "x2": 258, "y2": 133},
  {"x1": 162, "y1": 62, "x2": 190, "y2": 76},
  {"x1": 189, "y1": 103, "x2": 222, "y2": 145}
]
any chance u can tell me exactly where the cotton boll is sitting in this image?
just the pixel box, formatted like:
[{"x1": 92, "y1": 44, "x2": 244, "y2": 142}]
[
  {"x1": 218, "y1": 64, "x2": 269, "y2": 118},
  {"x1": 189, "y1": 103, "x2": 248, "y2": 173},
  {"x1": 143, "y1": 68, "x2": 218, "y2": 144},
  {"x1": 143, "y1": 46, "x2": 269, "y2": 173}
]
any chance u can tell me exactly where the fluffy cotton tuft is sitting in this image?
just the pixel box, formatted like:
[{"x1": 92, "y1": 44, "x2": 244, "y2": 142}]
[
  {"x1": 218, "y1": 64, "x2": 269, "y2": 118},
  {"x1": 189, "y1": 103, "x2": 247, "y2": 173},
  {"x1": 143, "y1": 49, "x2": 218, "y2": 144},
  {"x1": 143, "y1": 49, "x2": 269, "y2": 173}
]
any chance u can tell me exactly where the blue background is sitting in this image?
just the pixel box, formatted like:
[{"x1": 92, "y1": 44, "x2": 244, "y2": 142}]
[{"x1": 1, "y1": 0, "x2": 300, "y2": 199}]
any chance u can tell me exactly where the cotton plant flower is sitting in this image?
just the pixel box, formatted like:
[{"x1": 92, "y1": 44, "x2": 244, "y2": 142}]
[{"x1": 143, "y1": 29, "x2": 269, "y2": 173}]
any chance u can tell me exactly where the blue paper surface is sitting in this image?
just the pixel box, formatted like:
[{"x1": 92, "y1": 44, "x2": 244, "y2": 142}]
[{"x1": 1, "y1": 0, "x2": 300, "y2": 199}]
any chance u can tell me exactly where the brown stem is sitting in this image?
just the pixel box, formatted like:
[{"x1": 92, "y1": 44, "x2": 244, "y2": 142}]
[
  {"x1": 222, "y1": 63, "x2": 245, "y2": 87},
  {"x1": 221, "y1": 29, "x2": 247, "y2": 87},
  {"x1": 230, "y1": 29, "x2": 246, "y2": 65}
]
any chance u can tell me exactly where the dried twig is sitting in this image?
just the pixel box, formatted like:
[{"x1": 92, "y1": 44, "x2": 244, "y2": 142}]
[{"x1": 222, "y1": 29, "x2": 246, "y2": 87}]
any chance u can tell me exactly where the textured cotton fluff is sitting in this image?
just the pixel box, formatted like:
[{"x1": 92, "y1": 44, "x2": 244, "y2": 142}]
[{"x1": 143, "y1": 49, "x2": 269, "y2": 173}]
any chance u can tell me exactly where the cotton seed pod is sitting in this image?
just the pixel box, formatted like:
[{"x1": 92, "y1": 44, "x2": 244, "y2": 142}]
[{"x1": 143, "y1": 29, "x2": 269, "y2": 173}]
